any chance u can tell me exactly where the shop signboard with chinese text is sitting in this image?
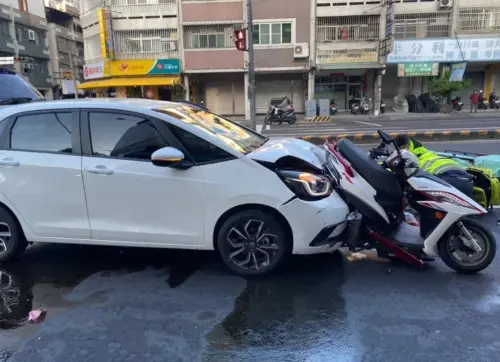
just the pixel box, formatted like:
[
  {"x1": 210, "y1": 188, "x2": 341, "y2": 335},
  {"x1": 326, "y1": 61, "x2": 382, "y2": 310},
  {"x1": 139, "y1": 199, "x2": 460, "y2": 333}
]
[
  {"x1": 449, "y1": 62, "x2": 467, "y2": 82},
  {"x1": 110, "y1": 59, "x2": 180, "y2": 76},
  {"x1": 83, "y1": 62, "x2": 107, "y2": 80},
  {"x1": 317, "y1": 50, "x2": 378, "y2": 65},
  {"x1": 97, "y1": 8, "x2": 115, "y2": 60},
  {"x1": 387, "y1": 38, "x2": 500, "y2": 63},
  {"x1": 397, "y1": 63, "x2": 439, "y2": 77}
]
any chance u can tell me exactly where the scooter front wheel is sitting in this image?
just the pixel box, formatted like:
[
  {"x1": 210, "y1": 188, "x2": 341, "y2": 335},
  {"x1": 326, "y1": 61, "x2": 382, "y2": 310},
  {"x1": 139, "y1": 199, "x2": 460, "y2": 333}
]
[
  {"x1": 438, "y1": 218, "x2": 496, "y2": 274},
  {"x1": 264, "y1": 115, "x2": 273, "y2": 125}
]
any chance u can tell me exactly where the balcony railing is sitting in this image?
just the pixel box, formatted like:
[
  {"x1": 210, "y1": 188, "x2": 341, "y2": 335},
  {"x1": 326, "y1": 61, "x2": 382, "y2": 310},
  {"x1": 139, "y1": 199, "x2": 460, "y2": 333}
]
[
  {"x1": 183, "y1": 25, "x2": 235, "y2": 49},
  {"x1": 394, "y1": 12, "x2": 451, "y2": 39},
  {"x1": 113, "y1": 29, "x2": 179, "y2": 59},
  {"x1": 317, "y1": 46, "x2": 379, "y2": 65},
  {"x1": 457, "y1": 6, "x2": 500, "y2": 33},
  {"x1": 108, "y1": 0, "x2": 177, "y2": 16},
  {"x1": 316, "y1": 16, "x2": 380, "y2": 42}
]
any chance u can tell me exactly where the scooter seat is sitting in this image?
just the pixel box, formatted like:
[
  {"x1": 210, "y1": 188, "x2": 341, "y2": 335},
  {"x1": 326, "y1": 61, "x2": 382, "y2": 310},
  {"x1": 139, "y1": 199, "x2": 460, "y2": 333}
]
[{"x1": 337, "y1": 138, "x2": 403, "y2": 201}]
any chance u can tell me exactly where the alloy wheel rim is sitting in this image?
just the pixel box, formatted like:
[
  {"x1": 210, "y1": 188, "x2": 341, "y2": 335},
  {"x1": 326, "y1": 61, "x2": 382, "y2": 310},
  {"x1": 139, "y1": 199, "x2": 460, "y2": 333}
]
[
  {"x1": 226, "y1": 219, "x2": 279, "y2": 270},
  {"x1": 448, "y1": 228, "x2": 489, "y2": 267},
  {"x1": 0, "y1": 222, "x2": 11, "y2": 256}
]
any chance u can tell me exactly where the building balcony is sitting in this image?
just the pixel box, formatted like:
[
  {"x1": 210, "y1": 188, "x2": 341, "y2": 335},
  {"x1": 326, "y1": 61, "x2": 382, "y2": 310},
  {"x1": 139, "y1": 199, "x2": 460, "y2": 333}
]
[
  {"x1": 108, "y1": 0, "x2": 177, "y2": 18},
  {"x1": 51, "y1": 24, "x2": 84, "y2": 42},
  {"x1": 113, "y1": 29, "x2": 179, "y2": 60},
  {"x1": 457, "y1": 6, "x2": 500, "y2": 34},
  {"x1": 394, "y1": 12, "x2": 451, "y2": 39},
  {"x1": 317, "y1": 0, "x2": 382, "y2": 17},
  {"x1": 181, "y1": 1, "x2": 243, "y2": 23},
  {"x1": 316, "y1": 42, "x2": 379, "y2": 69}
]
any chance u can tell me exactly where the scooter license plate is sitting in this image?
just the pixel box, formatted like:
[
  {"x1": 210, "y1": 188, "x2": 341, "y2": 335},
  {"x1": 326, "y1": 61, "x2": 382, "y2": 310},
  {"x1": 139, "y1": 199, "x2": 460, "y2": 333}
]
[{"x1": 274, "y1": 108, "x2": 279, "y2": 114}]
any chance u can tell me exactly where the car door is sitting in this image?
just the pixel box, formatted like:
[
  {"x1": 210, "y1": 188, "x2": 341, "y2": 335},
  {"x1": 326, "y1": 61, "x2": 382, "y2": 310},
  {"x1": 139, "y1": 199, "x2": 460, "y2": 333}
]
[
  {"x1": 0, "y1": 109, "x2": 90, "y2": 239},
  {"x1": 80, "y1": 110, "x2": 207, "y2": 246}
]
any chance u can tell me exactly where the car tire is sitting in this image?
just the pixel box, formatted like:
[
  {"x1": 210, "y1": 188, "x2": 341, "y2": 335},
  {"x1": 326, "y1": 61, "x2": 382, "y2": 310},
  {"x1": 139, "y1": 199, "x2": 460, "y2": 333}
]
[
  {"x1": 0, "y1": 207, "x2": 27, "y2": 263},
  {"x1": 216, "y1": 210, "x2": 291, "y2": 277}
]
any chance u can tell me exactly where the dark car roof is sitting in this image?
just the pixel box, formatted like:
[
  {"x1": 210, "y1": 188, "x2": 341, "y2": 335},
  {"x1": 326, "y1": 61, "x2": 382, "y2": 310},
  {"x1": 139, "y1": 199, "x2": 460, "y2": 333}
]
[{"x1": 0, "y1": 68, "x2": 45, "y2": 105}]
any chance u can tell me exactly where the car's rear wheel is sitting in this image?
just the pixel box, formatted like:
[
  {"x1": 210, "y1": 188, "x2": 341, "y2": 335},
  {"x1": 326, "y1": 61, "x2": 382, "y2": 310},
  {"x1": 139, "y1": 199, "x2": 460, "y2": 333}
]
[
  {"x1": 0, "y1": 208, "x2": 27, "y2": 263},
  {"x1": 216, "y1": 210, "x2": 291, "y2": 277}
]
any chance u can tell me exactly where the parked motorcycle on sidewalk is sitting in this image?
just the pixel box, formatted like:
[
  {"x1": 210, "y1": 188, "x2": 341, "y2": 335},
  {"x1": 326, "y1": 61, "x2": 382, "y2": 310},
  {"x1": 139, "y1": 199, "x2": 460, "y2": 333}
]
[
  {"x1": 324, "y1": 130, "x2": 496, "y2": 273},
  {"x1": 330, "y1": 99, "x2": 338, "y2": 115},
  {"x1": 264, "y1": 97, "x2": 297, "y2": 125},
  {"x1": 451, "y1": 96, "x2": 464, "y2": 111},
  {"x1": 360, "y1": 97, "x2": 371, "y2": 115},
  {"x1": 350, "y1": 97, "x2": 361, "y2": 115},
  {"x1": 380, "y1": 101, "x2": 386, "y2": 114}
]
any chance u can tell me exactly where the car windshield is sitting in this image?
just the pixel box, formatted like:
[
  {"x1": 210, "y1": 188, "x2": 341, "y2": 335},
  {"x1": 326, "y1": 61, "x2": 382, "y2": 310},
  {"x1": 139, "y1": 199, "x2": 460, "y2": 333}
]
[
  {"x1": 0, "y1": 69, "x2": 45, "y2": 105},
  {"x1": 154, "y1": 106, "x2": 268, "y2": 155}
]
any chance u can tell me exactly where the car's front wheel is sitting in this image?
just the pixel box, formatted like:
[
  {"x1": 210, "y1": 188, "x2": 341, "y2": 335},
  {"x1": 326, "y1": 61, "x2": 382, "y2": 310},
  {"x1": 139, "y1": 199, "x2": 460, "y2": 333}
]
[
  {"x1": 216, "y1": 210, "x2": 291, "y2": 277},
  {"x1": 0, "y1": 207, "x2": 27, "y2": 263}
]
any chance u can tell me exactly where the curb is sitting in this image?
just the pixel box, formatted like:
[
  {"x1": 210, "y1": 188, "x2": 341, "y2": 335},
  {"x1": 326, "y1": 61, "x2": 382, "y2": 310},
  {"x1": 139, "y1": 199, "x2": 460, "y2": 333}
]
[{"x1": 297, "y1": 129, "x2": 500, "y2": 145}]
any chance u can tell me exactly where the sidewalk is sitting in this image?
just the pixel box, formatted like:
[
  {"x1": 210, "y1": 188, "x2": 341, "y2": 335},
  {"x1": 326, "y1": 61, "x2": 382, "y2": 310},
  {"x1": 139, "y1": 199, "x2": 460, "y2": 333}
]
[{"x1": 304, "y1": 109, "x2": 500, "y2": 123}]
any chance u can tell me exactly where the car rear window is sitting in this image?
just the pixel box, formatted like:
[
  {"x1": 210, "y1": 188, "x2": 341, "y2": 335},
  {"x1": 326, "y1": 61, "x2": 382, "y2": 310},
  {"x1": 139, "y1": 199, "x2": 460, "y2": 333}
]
[{"x1": 0, "y1": 69, "x2": 44, "y2": 102}]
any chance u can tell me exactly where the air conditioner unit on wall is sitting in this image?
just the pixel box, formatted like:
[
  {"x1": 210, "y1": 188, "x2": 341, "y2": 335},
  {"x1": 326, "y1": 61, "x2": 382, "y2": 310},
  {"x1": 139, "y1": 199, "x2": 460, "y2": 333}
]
[
  {"x1": 439, "y1": 0, "x2": 453, "y2": 9},
  {"x1": 294, "y1": 43, "x2": 309, "y2": 59}
]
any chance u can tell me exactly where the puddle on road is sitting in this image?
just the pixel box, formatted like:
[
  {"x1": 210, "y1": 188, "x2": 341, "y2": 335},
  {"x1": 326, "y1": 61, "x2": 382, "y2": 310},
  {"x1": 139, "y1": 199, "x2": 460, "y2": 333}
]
[
  {"x1": 205, "y1": 252, "x2": 355, "y2": 361},
  {"x1": 0, "y1": 243, "x2": 209, "y2": 332}
]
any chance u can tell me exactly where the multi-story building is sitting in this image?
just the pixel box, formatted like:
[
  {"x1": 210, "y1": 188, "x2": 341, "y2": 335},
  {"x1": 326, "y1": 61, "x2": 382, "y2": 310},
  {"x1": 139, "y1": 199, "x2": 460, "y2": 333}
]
[
  {"x1": 45, "y1": 0, "x2": 84, "y2": 98},
  {"x1": 0, "y1": 0, "x2": 52, "y2": 98},
  {"x1": 384, "y1": 0, "x2": 500, "y2": 105},
  {"x1": 79, "y1": 0, "x2": 182, "y2": 100},
  {"x1": 78, "y1": 0, "x2": 500, "y2": 115},
  {"x1": 182, "y1": 0, "x2": 310, "y2": 116},
  {"x1": 313, "y1": 0, "x2": 383, "y2": 111}
]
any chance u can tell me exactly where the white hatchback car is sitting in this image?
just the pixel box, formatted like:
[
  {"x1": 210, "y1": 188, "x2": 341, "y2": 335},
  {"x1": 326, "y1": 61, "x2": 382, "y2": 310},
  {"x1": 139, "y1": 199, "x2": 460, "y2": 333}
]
[{"x1": 0, "y1": 98, "x2": 348, "y2": 276}]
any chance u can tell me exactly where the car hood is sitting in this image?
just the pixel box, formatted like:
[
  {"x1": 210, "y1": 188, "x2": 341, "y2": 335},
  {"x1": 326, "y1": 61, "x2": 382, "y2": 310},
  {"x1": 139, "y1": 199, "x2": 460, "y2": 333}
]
[{"x1": 247, "y1": 137, "x2": 326, "y2": 169}]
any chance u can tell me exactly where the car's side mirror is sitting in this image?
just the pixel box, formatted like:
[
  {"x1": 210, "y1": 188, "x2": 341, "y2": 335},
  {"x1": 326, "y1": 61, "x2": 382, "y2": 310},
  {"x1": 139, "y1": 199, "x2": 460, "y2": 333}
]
[{"x1": 151, "y1": 147, "x2": 186, "y2": 168}]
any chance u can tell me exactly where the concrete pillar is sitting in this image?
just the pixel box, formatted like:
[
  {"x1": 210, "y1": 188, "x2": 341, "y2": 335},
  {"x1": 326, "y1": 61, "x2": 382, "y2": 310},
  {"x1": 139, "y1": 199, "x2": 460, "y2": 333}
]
[
  {"x1": 398, "y1": 77, "x2": 410, "y2": 96},
  {"x1": 450, "y1": 0, "x2": 459, "y2": 35},
  {"x1": 244, "y1": 72, "x2": 250, "y2": 120},
  {"x1": 373, "y1": 72, "x2": 382, "y2": 116},
  {"x1": 183, "y1": 74, "x2": 190, "y2": 100},
  {"x1": 44, "y1": 88, "x2": 54, "y2": 100},
  {"x1": 308, "y1": 0, "x2": 317, "y2": 100}
]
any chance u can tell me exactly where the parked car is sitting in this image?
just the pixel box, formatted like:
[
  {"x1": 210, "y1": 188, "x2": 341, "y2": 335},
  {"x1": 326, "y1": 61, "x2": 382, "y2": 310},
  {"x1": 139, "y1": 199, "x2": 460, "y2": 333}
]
[
  {"x1": 0, "y1": 98, "x2": 348, "y2": 277},
  {"x1": 0, "y1": 68, "x2": 45, "y2": 106}
]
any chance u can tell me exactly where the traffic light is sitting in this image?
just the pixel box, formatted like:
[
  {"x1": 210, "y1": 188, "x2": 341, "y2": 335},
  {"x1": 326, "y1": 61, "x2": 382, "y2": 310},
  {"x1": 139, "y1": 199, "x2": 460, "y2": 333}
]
[
  {"x1": 234, "y1": 29, "x2": 247, "y2": 51},
  {"x1": 14, "y1": 57, "x2": 33, "y2": 63}
]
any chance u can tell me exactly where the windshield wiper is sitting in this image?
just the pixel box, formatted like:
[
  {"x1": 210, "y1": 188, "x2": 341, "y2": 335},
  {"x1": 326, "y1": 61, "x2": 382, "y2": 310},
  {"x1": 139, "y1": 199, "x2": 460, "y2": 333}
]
[{"x1": 0, "y1": 97, "x2": 36, "y2": 105}]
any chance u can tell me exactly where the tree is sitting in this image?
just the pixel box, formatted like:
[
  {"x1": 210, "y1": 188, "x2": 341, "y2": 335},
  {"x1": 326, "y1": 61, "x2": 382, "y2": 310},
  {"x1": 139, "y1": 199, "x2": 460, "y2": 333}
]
[{"x1": 429, "y1": 71, "x2": 472, "y2": 103}]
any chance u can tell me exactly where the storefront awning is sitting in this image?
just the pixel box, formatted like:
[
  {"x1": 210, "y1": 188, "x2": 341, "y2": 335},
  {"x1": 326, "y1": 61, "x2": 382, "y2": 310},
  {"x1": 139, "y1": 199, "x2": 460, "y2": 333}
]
[{"x1": 78, "y1": 76, "x2": 182, "y2": 89}]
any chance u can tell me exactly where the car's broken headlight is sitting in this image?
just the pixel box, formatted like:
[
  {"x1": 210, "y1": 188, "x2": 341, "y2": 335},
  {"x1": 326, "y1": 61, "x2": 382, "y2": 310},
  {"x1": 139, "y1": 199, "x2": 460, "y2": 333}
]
[{"x1": 277, "y1": 170, "x2": 332, "y2": 200}]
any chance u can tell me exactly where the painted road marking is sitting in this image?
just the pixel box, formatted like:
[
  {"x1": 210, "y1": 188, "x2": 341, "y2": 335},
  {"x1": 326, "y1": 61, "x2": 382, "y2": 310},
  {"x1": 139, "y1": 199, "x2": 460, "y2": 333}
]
[
  {"x1": 354, "y1": 120, "x2": 382, "y2": 127},
  {"x1": 256, "y1": 124, "x2": 263, "y2": 133}
]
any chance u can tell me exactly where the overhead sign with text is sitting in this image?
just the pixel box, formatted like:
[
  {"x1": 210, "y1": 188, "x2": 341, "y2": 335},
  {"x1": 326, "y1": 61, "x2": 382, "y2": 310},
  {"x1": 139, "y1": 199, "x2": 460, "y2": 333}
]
[
  {"x1": 387, "y1": 37, "x2": 500, "y2": 63},
  {"x1": 397, "y1": 63, "x2": 439, "y2": 77}
]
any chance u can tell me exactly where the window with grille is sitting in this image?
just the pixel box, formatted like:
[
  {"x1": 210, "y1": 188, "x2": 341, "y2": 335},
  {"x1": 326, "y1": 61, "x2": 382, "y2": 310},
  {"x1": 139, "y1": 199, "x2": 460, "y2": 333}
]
[{"x1": 316, "y1": 16, "x2": 379, "y2": 42}]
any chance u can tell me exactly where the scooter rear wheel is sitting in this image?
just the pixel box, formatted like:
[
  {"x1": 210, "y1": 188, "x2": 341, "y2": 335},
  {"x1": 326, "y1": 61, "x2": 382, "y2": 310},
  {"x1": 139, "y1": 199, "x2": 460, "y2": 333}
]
[{"x1": 438, "y1": 218, "x2": 496, "y2": 274}]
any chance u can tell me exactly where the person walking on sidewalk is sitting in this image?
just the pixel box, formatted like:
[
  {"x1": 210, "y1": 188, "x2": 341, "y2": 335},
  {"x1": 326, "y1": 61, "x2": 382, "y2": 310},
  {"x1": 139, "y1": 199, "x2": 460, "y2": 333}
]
[{"x1": 470, "y1": 90, "x2": 479, "y2": 113}]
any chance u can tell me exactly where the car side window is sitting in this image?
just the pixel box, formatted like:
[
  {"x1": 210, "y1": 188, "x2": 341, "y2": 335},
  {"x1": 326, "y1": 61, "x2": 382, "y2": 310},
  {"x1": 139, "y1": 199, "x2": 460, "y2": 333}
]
[
  {"x1": 10, "y1": 112, "x2": 73, "y2": 153},
  {"x1": 89, "y1": 112, "x2": 169, "y2": 161},
  {"x1": 167, "y1": 124, "x2": 234, "y2": 164}
]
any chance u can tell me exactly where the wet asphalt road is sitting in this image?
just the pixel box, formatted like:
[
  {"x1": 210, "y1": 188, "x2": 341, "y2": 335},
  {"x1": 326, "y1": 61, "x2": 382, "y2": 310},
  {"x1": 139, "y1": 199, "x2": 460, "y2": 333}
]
[
  {"x1": 0, "y1": 211, "x2": 499, "y2": 362},
  {"x1": 1, "y1": 141, "x2": 500, "y2": 361}
]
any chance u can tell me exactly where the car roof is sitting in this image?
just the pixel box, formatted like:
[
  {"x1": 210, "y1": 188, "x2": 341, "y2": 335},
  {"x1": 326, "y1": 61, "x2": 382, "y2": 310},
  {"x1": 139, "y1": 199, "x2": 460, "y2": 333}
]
[{"x1": 0, "y1": 98, "x2": 182, "y2": 119}]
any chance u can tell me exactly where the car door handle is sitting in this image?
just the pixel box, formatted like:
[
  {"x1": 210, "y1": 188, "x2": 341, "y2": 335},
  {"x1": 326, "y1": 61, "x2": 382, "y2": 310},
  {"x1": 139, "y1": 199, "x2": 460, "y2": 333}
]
[
  {"x1": 85, "y1": 166, "x2": 114, "y2": 175},
  {"x1": 0, "y1": 159, "x2": 20, "y2": 166}
]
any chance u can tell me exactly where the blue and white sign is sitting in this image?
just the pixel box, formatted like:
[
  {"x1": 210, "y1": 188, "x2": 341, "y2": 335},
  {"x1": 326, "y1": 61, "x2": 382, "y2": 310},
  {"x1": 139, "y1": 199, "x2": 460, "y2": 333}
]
[
  {"x1": 387, "y1": 38, "x2": 500, "y2": 63},
  {"x1": 449, "y1": 62, "x2": 467, "y2": 82}
]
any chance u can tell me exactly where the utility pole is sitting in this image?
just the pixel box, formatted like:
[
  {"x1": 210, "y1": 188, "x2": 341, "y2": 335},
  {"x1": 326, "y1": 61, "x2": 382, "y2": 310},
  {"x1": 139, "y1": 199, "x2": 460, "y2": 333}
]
[
  {"x1": 246, "y1": 0, "x2": 256, "y2": 130},
  {"x1": 68, "y1": 39, "x2": 78, "y2": 99},
  {"x1": 8, "y1": 6, "x2": 21, "y2": 73}
]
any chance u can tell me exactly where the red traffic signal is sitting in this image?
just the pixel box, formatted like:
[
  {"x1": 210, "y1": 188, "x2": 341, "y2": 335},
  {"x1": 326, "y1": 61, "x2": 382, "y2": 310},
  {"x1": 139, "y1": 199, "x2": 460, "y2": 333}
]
[{"x1": 234, "y1": 29, "x2": 247, "y2": 51}]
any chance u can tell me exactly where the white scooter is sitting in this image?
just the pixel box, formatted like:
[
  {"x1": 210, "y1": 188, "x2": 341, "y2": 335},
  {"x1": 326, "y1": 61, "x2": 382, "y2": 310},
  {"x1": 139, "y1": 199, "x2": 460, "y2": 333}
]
[{"x1": 325, "y1": 130, "x2": 496, "y2": 273}]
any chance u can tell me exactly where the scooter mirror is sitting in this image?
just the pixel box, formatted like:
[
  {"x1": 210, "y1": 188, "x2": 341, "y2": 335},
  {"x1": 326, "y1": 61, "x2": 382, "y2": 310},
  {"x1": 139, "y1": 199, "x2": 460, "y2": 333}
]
[{"x1": 377, "y1": 129, "x2": 392, "y2": 144}]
